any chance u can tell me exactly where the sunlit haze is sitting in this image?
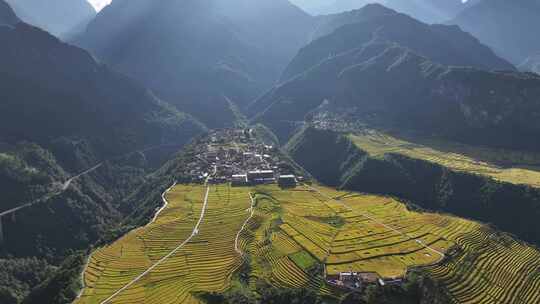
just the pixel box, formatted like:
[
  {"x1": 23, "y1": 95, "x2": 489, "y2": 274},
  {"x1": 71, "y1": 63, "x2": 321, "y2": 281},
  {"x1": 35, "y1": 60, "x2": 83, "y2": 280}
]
[{"x1": 88, "y1": 0, "x2": 111, "y2": 11}]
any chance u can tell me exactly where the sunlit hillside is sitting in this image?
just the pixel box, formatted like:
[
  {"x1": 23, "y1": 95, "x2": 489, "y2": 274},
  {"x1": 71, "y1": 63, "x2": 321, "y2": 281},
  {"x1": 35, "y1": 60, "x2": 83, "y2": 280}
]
[
  {"x1": 349, "y1": 131, "x2": 540, "y2": 188},
  {"x1": 76, "y1": 183, "x2": 540, "y2": 304}
]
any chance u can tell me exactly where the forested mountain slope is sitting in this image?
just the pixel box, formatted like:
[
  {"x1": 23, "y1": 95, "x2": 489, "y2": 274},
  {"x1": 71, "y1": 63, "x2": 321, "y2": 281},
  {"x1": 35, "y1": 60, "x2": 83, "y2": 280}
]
[
  {"x1": 0, "y1": 23, "x2": 204, "y2": 159},
  {"x1": 282, "y1": 4, "x2": 513, "y2": 82},
  {"x1": 254, "y1": 40, "x2": 540, "y2": 149},
  {"x1": 76, "y1": 0, "x2": 314, "y2": 128},
  {"x1": 0, "y1": 21, "x2": 205, "y2": 302}
]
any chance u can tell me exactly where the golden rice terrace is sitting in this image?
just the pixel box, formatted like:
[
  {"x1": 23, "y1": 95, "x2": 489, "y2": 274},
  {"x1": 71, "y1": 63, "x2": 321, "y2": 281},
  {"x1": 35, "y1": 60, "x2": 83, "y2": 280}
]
[
  {"x1": 349, "y1": 131, "x2": 540, "y2": 188},
  {"x1": 75, "y1": 184, "x2": 540, "y2": 304}
]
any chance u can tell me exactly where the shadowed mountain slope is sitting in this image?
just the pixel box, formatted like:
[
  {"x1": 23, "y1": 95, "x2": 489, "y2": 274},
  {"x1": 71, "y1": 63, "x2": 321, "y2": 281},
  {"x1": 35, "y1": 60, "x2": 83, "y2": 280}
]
[
  {"x1": 283, "y1": 4, "x2": 513, "y2": 82},
  {"x1": 0, "y1": 0, "x2": 19, "y2": 25},
  {"x1": 5, "y1": 0, "x2": 95, "y2": 38},
  {"x1": 76, "y1": 0, "x2": 314, "y2": 128},
  {"x1": 0, "y1": 21, "x2": 206, "y2": 302},
  {"x1": 450, "y1": 0, "x2": 540, "y2": 64},
  {"x1": 0, "y1": 23, "x2": 205, "y2": 157},
  {"x1": 253, "y1": 41, "x2": 540, "y2": 151}
]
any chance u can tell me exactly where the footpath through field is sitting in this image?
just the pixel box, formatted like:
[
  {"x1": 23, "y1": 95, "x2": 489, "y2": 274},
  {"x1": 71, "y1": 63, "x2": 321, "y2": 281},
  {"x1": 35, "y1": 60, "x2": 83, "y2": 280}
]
[
  {"x1": 234, "y1": 193, "x2": 256, "y2": 255},
  {"x1": 99, "y1": 185, "x2": 211, "y2": 304}
]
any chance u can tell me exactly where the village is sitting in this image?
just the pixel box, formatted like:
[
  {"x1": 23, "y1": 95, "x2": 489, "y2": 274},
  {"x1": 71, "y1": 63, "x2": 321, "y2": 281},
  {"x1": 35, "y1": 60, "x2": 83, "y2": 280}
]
[
  {"x1": 178, "y1": 128, "x2": 410, "y2": 291},
  {"x1": 182, "y1": 128, "x2": 301, "y2": 188}
]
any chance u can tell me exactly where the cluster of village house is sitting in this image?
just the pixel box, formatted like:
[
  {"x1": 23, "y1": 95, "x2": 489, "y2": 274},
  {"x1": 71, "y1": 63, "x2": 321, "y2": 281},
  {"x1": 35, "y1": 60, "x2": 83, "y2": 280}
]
[
  {"x1": 184, "y1": 129, "x2": 301, "y2": 187},
  {"x1": 326, "y1": 271, "x2": 404, "y2": 290}
]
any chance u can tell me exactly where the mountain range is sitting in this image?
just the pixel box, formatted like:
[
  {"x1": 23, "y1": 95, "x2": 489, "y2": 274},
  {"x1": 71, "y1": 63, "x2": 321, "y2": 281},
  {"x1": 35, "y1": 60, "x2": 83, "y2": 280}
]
[
  {"x1": 251, "y1": 5, "x2": 540, "y2": 151},
  {"x1": 75, "y1": 0, "x2": 314, "y2": 128},
  {"x1": 283, "y1": 4, "x2": 513, "y2": 82}
]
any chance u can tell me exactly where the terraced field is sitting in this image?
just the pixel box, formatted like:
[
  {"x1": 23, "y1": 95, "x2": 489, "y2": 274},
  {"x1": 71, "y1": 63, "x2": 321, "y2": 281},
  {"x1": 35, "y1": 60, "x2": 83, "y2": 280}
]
[
  {"x1": 426, "y1": 228, "x2": 540, "y2": 304},
  {"x1": 75, "y1": 184, "x2": 252, "y2": 304},
  {"x1": 260, "y1": 185, "x2": 466, "y2": 278},
  {"x1": 76, "y1": 183, "x2": 540, "y2": 303},
  {"x1": 349, "y1": 131, "x2": 540, "y2": 187},
  {"x1": 250, "y1": 185, "x2": 540, "y2": 303}
]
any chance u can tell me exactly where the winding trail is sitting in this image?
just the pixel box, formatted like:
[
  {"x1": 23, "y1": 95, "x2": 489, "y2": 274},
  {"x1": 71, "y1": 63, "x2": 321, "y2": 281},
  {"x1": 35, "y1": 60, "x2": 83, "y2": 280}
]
[
  {"x1": 1, "y1": 142, "x2": 183, "y2": 218},
  {"x1": 303, "y1": 183, "x2": 445, "y2": 259},
  {"x1": 147, "y1": 181, "x2": 177, "y2": 226},
  {"x1": 62, "y1": 163, "x2": 103, "y2": 190},
  {"x1": 0, "y1": 163, "x2": 103, "y2": 217},
  {"x1": 99, "y1": 186, "x2": 211, "y2": 304},
  {"x1": 234, "y1": 193, "x2": 256, "y2": 256}
]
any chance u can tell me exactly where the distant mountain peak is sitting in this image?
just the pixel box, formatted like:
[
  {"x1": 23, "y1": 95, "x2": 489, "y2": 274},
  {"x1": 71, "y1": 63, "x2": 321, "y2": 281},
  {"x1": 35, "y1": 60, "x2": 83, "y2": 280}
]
[
  {"x1": 450, "y1": 0, "x2": 540, "y2": 64},
  {"x1": 5, "y1": 0, "x2": 96, "y2": 38}
]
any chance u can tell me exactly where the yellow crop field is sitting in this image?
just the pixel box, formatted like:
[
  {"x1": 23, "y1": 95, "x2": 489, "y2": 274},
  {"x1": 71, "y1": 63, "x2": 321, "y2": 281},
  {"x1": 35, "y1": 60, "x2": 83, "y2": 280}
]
[
  {"x1": 251, "y1": 184, "x2": 540, "y2": 303},
  {"x1": 349, "y1": 131, "x2": 540, "y2": 188},
  {"x1": 262, "y1": 185, "x2": 462, "y2": 278},
  {"x1": 76, "y1": 183, "x2": 540, "y2": 304},
  {"x1": 76, "y1": 184, "x2": 252, "y2": 304}
]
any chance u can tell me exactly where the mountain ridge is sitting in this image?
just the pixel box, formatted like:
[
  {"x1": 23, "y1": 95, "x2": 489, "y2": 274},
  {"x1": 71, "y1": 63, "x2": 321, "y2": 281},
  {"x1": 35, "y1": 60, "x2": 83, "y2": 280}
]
[
  {"x1": 282, "y1": 4, "x2": 514, "y2": 82},
  {"x1": 75, "y1": 0, "x2": 315, "y2": 129},
  {"x1": 0, "y1": 0, "x2": 19, "y2": 25},
  {"x1": 253, "y1": 39, "x2": 540, "y2": 151},
  {"x1": 5, "y1": 0, "x2": 95, "y2": 38},
  {"x1": 450, "y1": 0, "x2": 540, "y2": 64}
]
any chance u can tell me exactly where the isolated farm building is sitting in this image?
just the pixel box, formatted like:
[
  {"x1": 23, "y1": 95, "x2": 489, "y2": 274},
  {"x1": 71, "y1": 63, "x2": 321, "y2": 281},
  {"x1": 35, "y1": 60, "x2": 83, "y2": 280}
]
[
  {"x1": 278, "y1": 175, "x2": 297, "y2": 188},
  {"x1": 327, "y1": 272, "x2": 380, "y2": 290}
]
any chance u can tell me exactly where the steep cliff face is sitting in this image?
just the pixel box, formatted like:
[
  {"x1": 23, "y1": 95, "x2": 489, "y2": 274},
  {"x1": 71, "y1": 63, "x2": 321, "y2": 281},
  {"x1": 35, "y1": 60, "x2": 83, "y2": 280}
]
[
  {"x1": 287, "y1": 128, "x2": 540, "y2": 247},
  {"x1": 286, "y1": 127, "x2": 367, "y2": 186}
]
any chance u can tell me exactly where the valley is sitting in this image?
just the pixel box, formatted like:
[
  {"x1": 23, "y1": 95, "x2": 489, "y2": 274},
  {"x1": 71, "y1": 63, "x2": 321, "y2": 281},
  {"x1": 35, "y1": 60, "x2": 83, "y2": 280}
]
[
  {"x1": 2, "y1": 0, "x2": 540, "y2": 303},
  {"x1": 74, "y1": 129, "x2": 540, "y2": 304}
]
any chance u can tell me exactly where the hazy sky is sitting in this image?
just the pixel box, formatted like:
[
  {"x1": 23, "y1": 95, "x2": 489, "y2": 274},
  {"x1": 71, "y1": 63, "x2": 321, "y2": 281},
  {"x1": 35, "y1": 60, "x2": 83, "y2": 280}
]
[{"x1": 88, "y1": 0, "x2": 111, "y2": 11}]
